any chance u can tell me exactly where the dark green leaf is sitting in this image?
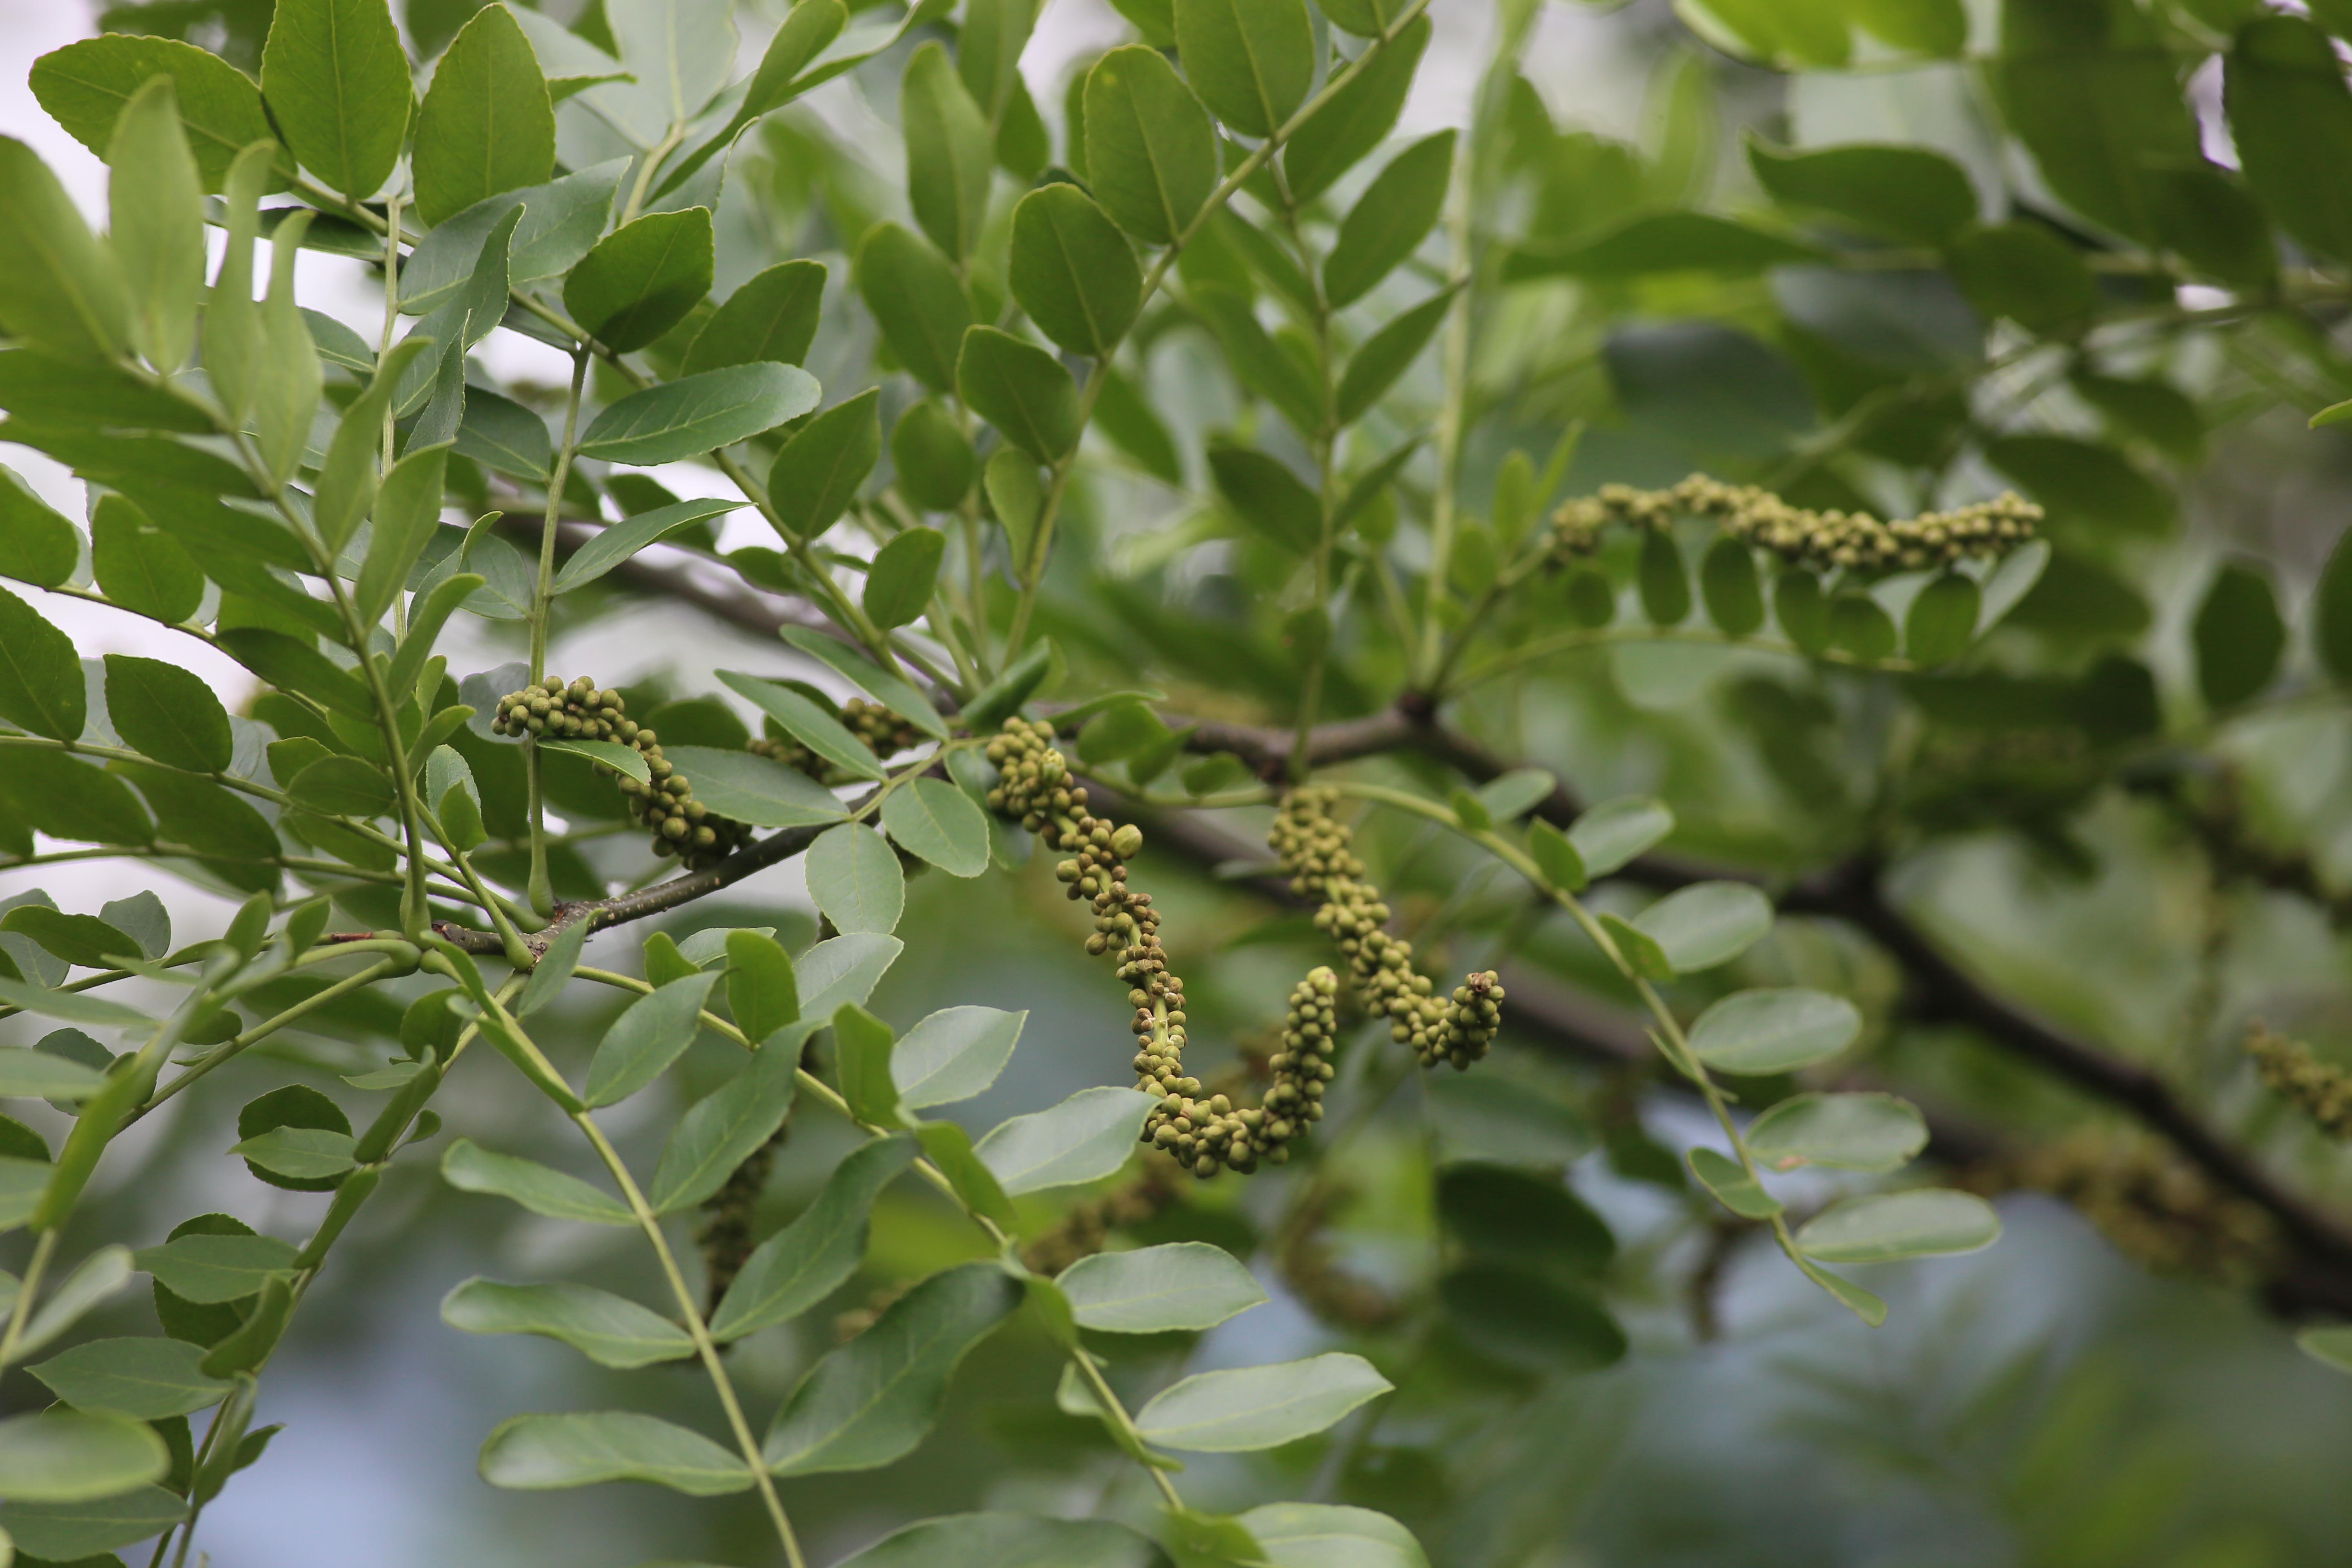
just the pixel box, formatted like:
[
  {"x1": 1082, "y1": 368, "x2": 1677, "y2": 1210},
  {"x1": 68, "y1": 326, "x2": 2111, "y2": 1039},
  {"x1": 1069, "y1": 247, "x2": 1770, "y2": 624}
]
[
  {"x1": 1504, "y1": 211, "x2": 1822, "y2": 281},
  {"x1": 102, "y1": 655, "x2": 231, "y2": 774},
  {"x1": 399, "y1": 161, "x2": 624, "y2": 311},
  {"x1": 715, "y1": 670, "x2": 884, "y2": 780},
  {"x1": 855, "y1": 223, "x2": 971, "y2": 395},
  {"x1": 32, "y1": 33, "x2": 277, "y2": 192},
  {"x1": 0, "y1": 465, "x2": 78, "y2": 590},
  {"x1": 649, "y1": 1040, "x2": 800, "y2": 1214},
  {"x1": 578, "y1": 363, "x2": 822, "y2": 465},
  {"x1": 768, "y1": 389, "x2": 881, "y2": 539},
  {"x1": 564, "y1": 207, "x2": 715, "y2": 352},
  {"x1": 1010, "y1": 185, "x2": 1141, "y2": 358},
  {"x1": 134, "y1": 1232, "x2": 298, "y2": 1305},
  {"x1": 1335, "y1": 285, "x2": 1452, "y2": 425},
  {"x1": 412, "y1": 3, "x2": 555, "y2": 227},
  {"x1": 216, "y1": 628, "x2": 372, "y2": 717},
  {"x1": 684, "y1": 259, "x2": 829, "y2": 375},
  {"x1": 1637, "y1": 529, "x2": 1690, "y2": 627},
  {"x1": 2192, "y1": 561, "x2": 2284, "y2": 708},
  {"x1": 1283, "y1": 15, "x2": 1430, "y2": 205},
  {"x1": 1982, "y1": 434, "x2": 2170, "y2": 535},
  {"x1": 778, "y1": 626, "x2": 949, "y2": 740},
  {"x1": 1698, "y1": 536, "x2": 1764, "y2": 637},
  {"x1": 287, "y1": 755, "x2": 394, "y2": 817},
  {"x1": 726, "y1": 930, "x2": 800, "y2": 1044},
  {"x1": 1439, "y1": 1262, "x2": 1626, "y2": 1372},
  {"x1": 260, "y1": 0, "x2": 412, "y2": 200},
  {"x1": 1943, "y1": 221, "x2": 2094, "y2": 334},
  {"x1": 1746, "y1": 137, "x2": 1976, "y2": 246},
  {"x1": 957, "y1": 327, "x2": 1080, "y2": 462},
  {"x1": 1083, "y1": 46, "x2": 1218, "y2": 246},
  {"x1": 1437, "y1": 1162, "x2": 1614, "y2": 1273},
  {"x1": 0, "y1": 585, "x2": 84, "y2": 742},
  {"x1": 30, "y1": 1337, "x2": 229, "y2": 1420},
  {"x1": 1092, "y1": 367, "x2": 1183, "y2": 484},
  {"x1": 1174, "y1": 0, "x2": 1314, "y2": 138},
  {"x1": 2318, "y1": 525, "x2": 2352, "y2": 682},
  {"x1": 891, "y1": 401, "x2": 976, "y2": 510},
  {"x1": 865, "y1": 527, "x2": 946, "y2": 629},
  {"x1": 554, "y1": 498, "x2": 746, "y2": 592},
  {"x1": 0, "y1": 908, "x2": 141, "y2": 970},
  {"x1": 709, "y1": 1134, "x2": 918, "y2": 1341}
]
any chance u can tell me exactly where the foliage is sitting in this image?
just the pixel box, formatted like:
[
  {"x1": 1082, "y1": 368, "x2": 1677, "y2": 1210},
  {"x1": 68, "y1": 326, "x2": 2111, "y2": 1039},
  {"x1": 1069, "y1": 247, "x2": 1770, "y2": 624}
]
[{"x1": 5, "y1": 0, "x2": 2352, "y2": 1563}]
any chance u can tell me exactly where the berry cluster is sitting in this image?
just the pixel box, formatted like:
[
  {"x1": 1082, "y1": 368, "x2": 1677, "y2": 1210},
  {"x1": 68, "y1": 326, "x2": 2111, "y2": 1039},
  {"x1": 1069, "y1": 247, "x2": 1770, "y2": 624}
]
[
  {"x1": 2245, "y1": 1022, "x2": 2352, "y2": 1140},
  {"x1": 1552, "y1": 474, "x2": 2040, "y2": 574},
  {"x1": 1270, "y1": 788, "x2": 1503, "y2": 1070},
  {"x1": 490, "y1": 676, "x2": 749, "y2": 869},
  {"x1": 748, "y1": 697, "x2": 924, "y2": 782}
]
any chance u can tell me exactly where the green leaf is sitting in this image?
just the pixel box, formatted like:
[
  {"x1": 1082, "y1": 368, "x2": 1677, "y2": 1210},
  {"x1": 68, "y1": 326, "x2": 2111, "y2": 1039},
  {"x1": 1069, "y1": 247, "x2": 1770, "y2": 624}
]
[
  {"x1": 865, "y1": 527, "x2": 946, "y2": 629},
  {"x1": 100, "y1": 655, "x2": 230, "y2": 775},
  {"x1": 1192, "y1": 283, "x2": 1323, "y2": 436},
  {"x1": 879, "y1": 779, "x2": 992, "y2": 878},
  {"x1": 1943, "y1": 221, "x2": 2095, "y2": 335},
  {"x1": 1, "y1": 1483, "x2": 184, "y2": 1557},
  {"x1": 585, "y1": 972, "x2": 720, "y2": 1108},
  {"x1": 2312, "y1": 399, "x2": 2352, "y2": 431},
  {"x1": 1687, "y1": 987, "x2": 1861, "y2": 1074},
  {"x1": 15, "y1": 1244, "x2": 134, "y2": 1359},
  {"x1": 554, "y1": 499, "x2": 748, "y2": 593},
  {"x1": 0, "y1": 909, "x2": 139, "y2": 971},
  {"x1": 1745, "y1": 1092, "x2": 1927, "y2": 1174},
  {"x1": 806, "y1": 824, "x2": 906, "y2": 937},
  {"x1": 413, "y1": 3, "x2": 555, "y2": 227},
  {"x1": 838, "y1": 1512, "x2": 1173, "y2": 1568},
  {"x1": 231, "y1": 1126, "x2": 357, "y2": 1181},
  {"x1": 975, "y1": 1085, "x2": 1156, "y2": 1195},
  {"x1": 1504, "y1": 211, "x2": 1822, "y2": 281},
  {"x1": 685, "y1": 259, "x2": 829, "y2": 375},
  {"x1": 2192, "y1": 561, "x2": 2285, "y2": 709},
  {"x1": 958, "y1": 327, "x2": 1080, "y2": 463},
  {"x1": 0, "y1": 584, "x2": 84, "y2": 744},
  {"x1": 855, "y1": 223, "x2": 972, "y2": 396},
  {"x1": 0, "y1": 134, "x2": 129, "y2": 360},
  {"x1": 1010, "y1": 184, "x2": 1141, "y2": 359},
  {"x1": 288, "y1": 755, "x2": 395, "y2": 817},
  {"x1": 1598, "y1": 909, "x2": 1670, "y2": 981},
  {"x1": 133, "y1": 1232, "x2": 298, "y2": 1305},
  {"x1": 1984, "y1": 434, "x2": 2170, "y2": 537},
  {"x1": 1630, "y1": 881, "x2": 1772, "y2": 973},
  {"x1": 564, "y1": 207, "x2": 715, "y2": 353},
  {"x1": 580, "y1": 363, "x2": 822, "y2": 466},
  {"x1": 1526, "y1": 820, "x2": 1588, "y2": 893},
  {"x1": 1083, "y1": 47, "x2": 1218, "y2": 246},
  {"x1": 454, "y1": 388, "x2": 552, "y2": 481},
  {"x1": 1746, "y1": 137, "x2": 1975, "y2": 246},
  {"x1": 1566, "y1": 796, "x2": 1672, "y2": 878},
  {"x1": 960, "y1": 643, "x2": 1054, "y2": 733},
  {"x1": 2319, "y1": 525, "x2": 2352, "y2": 683},
  {"x1": 2296, "y1": 1325, "x2": 2352, "y2": 1376},
  {"x1": 1436, "y1": 1161, "x2": 1614, "y2": 1273},
  {"x1": 0, "y1": 1410, "x2": 169, "y2": 1504},
  {"x1": 0, "y1": 1047, "x2": 105, "y2": 1101},
  {"x1": 0, "y1": 979, "x2": 151, "y2": 1029},
  {"x1": 653, "y1": 0, "x2": 850, "y2": 202},
  {"x1": 358, "y1": 444, "x2": 452, "y2": 630},
  {"x1": 769, "y1": 389, "x2": 882, "y2": 540},
  {"x1": 892, "y1": 401, "x2": 977, "y2": 510},
  {"x1": 260, "y1": 0, "x2": 412, "y2": 200},
  {"x1": 29, "y1": 1337, "x2": 229, "y2": 1420},
  {"x1": 440, "y1": 1138, "x2": 634, "y2": 1225},
  {"x1": 709, "y1": 1134, "x2": 918, "y2": 1342},
  {"x1": 1695, "y1": 536, "x2": 1763, "y2": 639},
  {"x1": 1437, "y1": 1261, "x2": 1626, "y2": 1372},
  {"x1": 216, "y1": 628, "x2": 372, "y2": 719},
  {"x1": 1136, "y1": 1352, "x2": 1391, "y2": 1452},
  {"x1": 0, "y1": 466, "x2": 78, "y2": 591},
  {"x1": 1794, "y1": 1189, "x2": 2000, "y2": 1264},
  {"x1": 1902, "y1": 571, "x2": 1981, "y2": 666},
  {"x1": 1057, "y1": 1241, "x2": 1265, "y2": 1333},
  {"x1": 661, "y1": 745, "x2": 851, "y2": 829},
  {"x1": 1481, "y1": 766, "x2": 1557, "y2": 818},
  {"x1": 441, "y1": 1279, "x2": 694, "y2": 1369},
  {"x1": 1284, "y1": 16, "x2": 1430, "y2": 205},
  {"x1": 87, "y1": 497, "x2": 199, "y2": 626},
  {"x1": 1174, "y1": 0, "x2": 1314, "y2": 138},
  {"x1": 400, "y1": 161, "x2": 624, "y2": 311},
  {"x1": 107, "y1": 78, "x2": 206, "y2": 374},
  {"x1": 1686, "y1": 1146, "x2": 1782, "y2": 1220},
  {"x1": 649, "y1": 1041, "x2": 800, "y2": 1214},
  {"x1": 1334, "y1": 283, "x2": 1453, "y2": 426},
  {"x1": 480, "y1": 1411, "x2": 754, "y2": 1496},
  {"x1": 726, "y1": 931, "x2": 801, "y2": 1044},
  {"x1": 778, "y1": 626, "x2": 949, "y2": 741},
  {"x1": 715, "y1": 671, "x2": 884, "y2": 780},
  {"x1": 32, "y1": 33, "x2": 276, "y2": 192},
  {"x1": 1208, "y1": 441, "x2": 1321, "y2": 555},
  {"x1": 1239, "y1": 1503, "x2": 1428, "y2": 1568},
  {"x1": 902, "y1": 42, "x2": 993, "y2": 262},
  {"x1": 893, "y1": 1007, "x2": 1025, "y2": 1110},
  {"x1": 763, "y1": 1260, "x2": 1022, "y2": 1474},
  {"x1": 834, "y1": 1002, "x2": 901, "y2": 1127}
]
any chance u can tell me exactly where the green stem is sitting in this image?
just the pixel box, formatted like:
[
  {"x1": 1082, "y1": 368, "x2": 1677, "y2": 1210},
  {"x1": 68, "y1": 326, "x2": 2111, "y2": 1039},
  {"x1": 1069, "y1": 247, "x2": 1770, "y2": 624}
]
[
  {"x1": 135, "y1": 958, "x2": 401, "y2": 1120},
  {"x1": 0, "y1": 1228, "x2": 57, "y2": 1370}
]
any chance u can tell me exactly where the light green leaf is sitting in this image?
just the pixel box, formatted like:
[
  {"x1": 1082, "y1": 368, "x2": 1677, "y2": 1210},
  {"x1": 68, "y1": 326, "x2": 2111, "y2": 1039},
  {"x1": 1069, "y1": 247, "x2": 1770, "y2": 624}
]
[
  {"x1": 762, "y1": 1261, "x2": 1021, "y2": 1475},
  {"x1": 1794, "y1": 1189, "x2": 2001, "y2": 1264},
  {"x1": 854, "y1": 222, "x2": 971, "y2": 396},
  {"x1": 1565, "y1": 796, "x2": 1672, "y2": 879},
  {"x1": 726, "y1": 930, "x2": 801, "y2": 1045},
  {"x1": 260, "y1": 0, "x2": 412, "y2": 200},
  {"x1": 0, "y1": 1047, "x2": 105, "y2": 1101},
  {"x1": 986, "y1": 449, "x2": 1044, "y2": 566},
  {"x1": 806, "y1": 824, "x2": 905, "y2": 937},
  {"x1": 440, "y1": 1138, "x2": 633, "y2": 1225},
  {"x1": 786, "y1": 934, "x2": 903, "y2": 1040},
  {"x1": 1174, "y1": 0, "x2": 1314, "y2": 138},
  {"x1": 287, "y1": 755, "x2": 395, "y2": 817},
  {"x1": 399, "y1": 160, "x2": 624, "y2": 312},
  {"x1": 564, "y1": 207, "x2": 715, "y2": 354},
  {"x1": 480, "y1": 1412, "x2": 754, "y2": 1496},
  {"x1": 1238, "y1": 1503, "x2": 1430, "y2": 1568},
  {"x1": 1686, "y1": 1147, "x2": 1782, "y2": 1220},
  {"x1": 580, "y1": 363, "x2": 822, "y2": 466},
  {"x1": 976, "y1": 1086, "x2": 1157, "y2": 1196},
  {"x1": 14, "y1": 1246, "x2": 134, "y2": 1359},
  {"x1": 650, "y1": 1042, "x2": 800, "y2": 1214},
  {"x1": 1744, "y1": 1092, "x2": 1927, "y2": 1174},
  {"x1": 1009, "y1": 184, "x2": 1140, "y2": 358},
  {"x1": 1083, "y1": 46, "x2": 1217, "y2": 246},
  {"x1": 777, "y1": 627, "x2": 949, "y2": 743},
  {"x1": 1525, "y1": 819, "x2": 1588, "y2": 894},
  {"x1": 133, "y1": 1232, "x2": 298, "y2": 1303},
  {"x1": 1503, "y1": 211, "x2": 1823, "y2": 281},
  {"x1": 892, "y1": 1007, "x2": 1025, "y2": 1110},
  {"x1": 719, "y1": 673, "x2": 885, "y2": 782},
  {"x1": 0, "y1": 978, "x2": 150, "y2": 1029},
  {"x1": 864, "y1": 527, "x2": 946, "y2": 630},
  {"x1": 1687, "y1": 987, "x2": 1862, "y2": 1075},
  {"x1": 230, "y1": 1126, "x2": 357, "y2": 1181},
  {"x1": 1283, "y1": 16, "x2": 1430, "y2": 206},
  {"x1": 662, "y1": 745, "x2": 849, "y2": 829},
  {"x1": 536, "y1": 737, "x2": 651, "y2": 785},
  {"x1": 585, "y1": 973, "x2": 720, "y2": 1108},
  {"x1": 2296, "y1": 1324, "x2": 2352, "y2": 1376},
  {"x1": 31, "y1": 33, "x2": 276, "y2": 192},
  {"x1": 554, "y1": 498, "x2": 746, "y2": 593},
  {"x1": 834, "y1": 1002, "x2": 901, "y2": 1126},
  {"x1": 413, "y1": 3, "x2": 555, "y2": 227},
  {"x1": 107, "y1": 77, "x2": 205, "y2": 372},
  {"x1": 1134, "y1": 1352, "x2": 1391, "y2": 1452},
  {"x1": 902, "y1": 42, "x2": 993, "y2": 262},
  {"x1": 957, "y1": 327, "x2": 1080, "y2": 463},
  {"x1": 837, "y1": 1512, "x2": 1170, "y2": 1568},
  {"x1": 0, "y1": 133, "x2": 128, "y2": 361},
  {"x1": 768, "y1": 389, "x2": 882, "y2": 540},
  {"x1": 879, "y1": 778, "x2": 991, "y2": 878},
  {"x1": 29, "y1": 1336, "x2": 230, "y2": 1419},
  {"x1": 1057, "y1": 1242, "x2": 1265, "y2": 1333},
  {"x1": 0, "y1": 1482, "x2": 183, "y2": 1558},
  {"x1": 1629, "y1": 881, "x2": 1772, "y2": 973},
  {"x1": 441, "y1": 1279, "x2": 695, "y2": 1368},
  {"x1": 0, "y1": 1410, "x2": 169, "y2": 1504},
  {"x1": 709, "y1": 1134, "x2": 918, "y2": 1342}
]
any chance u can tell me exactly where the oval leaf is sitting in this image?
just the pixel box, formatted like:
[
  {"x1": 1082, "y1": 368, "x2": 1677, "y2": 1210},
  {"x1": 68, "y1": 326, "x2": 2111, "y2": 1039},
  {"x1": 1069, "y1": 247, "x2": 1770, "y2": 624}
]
[
  {"x1": 879, "y1": 777, "x2": 991, "y2": 877},
  {"x1": 892, "y1": 1006, "x2": 1025, "y2": 1110},
  {"x1": 1134, "y1": 1352, "x2": 1391, "y2": 1452},
  {"x1": 1744, "y1": 1091, "x2": 1927, "y2": 1174},
  {"x1": 1629, "y1": 881, "x2": 1773, "y2": 973},
  {"x1": 441, "y1": 1279, "x2": 695, "y2": 1369},
  {"x1": 1793, "y1": 1189, "x2": 2001, "y2": 1264},
  {"x1": 1687, "y1": 988, "x2": 1862, "y2": 1075},
  {"x1": 805, "y1": 823, "x2": 906, "y2": 937},
  {"x1": 975, "y1": 1086, "x2": 1157, "y2": 1196},
  {"x1": 479, "y1": 1411, "x2": 754, "y2": 1496},
  {"x1": 1057, "y1": 1241, "x2": 1266, "y2": 1334},
  {"x1": 578, "y1": 363, "x2": 822, "y2": 466}
]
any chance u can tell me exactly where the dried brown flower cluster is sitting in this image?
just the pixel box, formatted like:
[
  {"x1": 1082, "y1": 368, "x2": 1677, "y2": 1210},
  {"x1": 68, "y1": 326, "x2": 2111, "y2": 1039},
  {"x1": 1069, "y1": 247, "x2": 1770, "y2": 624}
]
[{"x1": 1552, "y1": 474, "x2": 2040, "y2": 574}]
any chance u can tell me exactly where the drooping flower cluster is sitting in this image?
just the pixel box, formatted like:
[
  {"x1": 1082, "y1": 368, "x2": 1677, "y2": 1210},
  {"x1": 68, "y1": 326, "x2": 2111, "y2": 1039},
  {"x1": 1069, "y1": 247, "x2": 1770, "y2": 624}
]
[
  {"x1": 1552, "y1": 474, "x2": 2040, "y2": 574},
  {"x1": 490, "y1": 676, "x2": 749, "y2": 868},
  {"x1": 2245, "y1": 1022, "x2": 2352, "y2": 1140},
  {"x1": 1270, "y1": 787, "x2": 1503, "y2": 1070}
]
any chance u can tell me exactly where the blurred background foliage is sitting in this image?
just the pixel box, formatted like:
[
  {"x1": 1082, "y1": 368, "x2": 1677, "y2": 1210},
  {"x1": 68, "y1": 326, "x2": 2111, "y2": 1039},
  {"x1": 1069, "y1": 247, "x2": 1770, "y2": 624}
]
[{"x1": 16, "y1": 0, "x2": 2352, "y2": 1562}]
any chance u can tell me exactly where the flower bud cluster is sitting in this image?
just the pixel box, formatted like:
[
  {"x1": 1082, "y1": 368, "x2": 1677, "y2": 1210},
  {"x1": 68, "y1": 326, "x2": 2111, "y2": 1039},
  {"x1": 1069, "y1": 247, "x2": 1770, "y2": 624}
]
[
  {"x1": 696, "y1": 1126, "x2": 784, "y2": 1316},
  {"x1": 2245, "y1": 1022, "x2": 2352, "y2": 1140},
  {"x1": 1270, "y1": 788, "x2": 1503, "y2": 1070},
  {"x1": 1018, "y1": 1167, "x2": 1176, "y2": 1276},
  {"x1": 490, "y1": 675, "x2": 749, "y2": 869},
  {"x1": 748, "y1": 697, "x2": 924, "y2": 783},
  {"x1": 1552, "y1": 474, "x2": 2040, "y2": 574},
  {"x1": 1967, "y1": 1130, "x2": 2273, "y2": 1285}
]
